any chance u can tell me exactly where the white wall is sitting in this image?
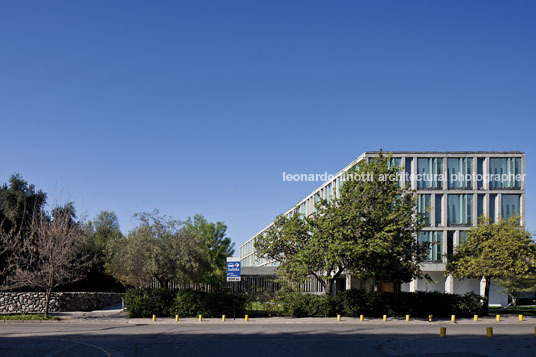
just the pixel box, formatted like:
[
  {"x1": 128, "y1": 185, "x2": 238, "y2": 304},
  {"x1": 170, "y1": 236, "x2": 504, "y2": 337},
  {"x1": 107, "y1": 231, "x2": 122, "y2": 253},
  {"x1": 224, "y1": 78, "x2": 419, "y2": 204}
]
[{"x1": 417, "y1": 271, "x2": 446, "y2": 292}]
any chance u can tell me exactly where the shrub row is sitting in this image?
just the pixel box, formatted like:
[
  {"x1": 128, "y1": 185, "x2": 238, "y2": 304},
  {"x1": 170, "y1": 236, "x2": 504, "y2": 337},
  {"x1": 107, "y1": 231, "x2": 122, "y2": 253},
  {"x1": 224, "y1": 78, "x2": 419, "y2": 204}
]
[
  {"x1": 125, "y1": 289, "x2": 247, "y2": 318},
  {"x1": 281, "y1": 290, "x2": 485, "y2": 318},
  {"x1": 126, "y1": 288, "x2": 485, "y2": 319}
]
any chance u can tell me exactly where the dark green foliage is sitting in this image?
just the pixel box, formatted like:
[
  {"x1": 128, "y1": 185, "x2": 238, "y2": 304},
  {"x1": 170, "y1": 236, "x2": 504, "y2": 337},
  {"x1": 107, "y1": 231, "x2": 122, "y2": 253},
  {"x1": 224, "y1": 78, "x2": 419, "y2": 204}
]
[
  {"x1": 334, "y1": 290, "x2": 484, "y2": 318},
  {"x1": 446, "y1": 217, "x2": 535, "y2": 313},
  {"x1": 0, "y1": 174, "x2": 47, "y2": 234},
  {"x1": 185, "y1": 214, "x2": 235, "y2": 283},
  {"x1": 279, "y1": 290, "x2": 484, "y2": 318},
  {"x1": 170, "y1": 290, "x2": 200, "y2": 317},
  {"x1": 170, "y1": 290, "x2": 247, "y2": 317},
  {"x1": 0, "y1": 175, "x2": 48, "y2": 284},
  {"x1": 256, "y1": 151, "x2": 427, "y2": 295},
  {"x1": 281, "y1": 293, "x2": 334, "y2": 317},
  {"x1": 125, "y1": 288, "x2": 175, "y2": 318},
  {"x1": 125, "y1": 288, "x2": 247, "y2": 318}
]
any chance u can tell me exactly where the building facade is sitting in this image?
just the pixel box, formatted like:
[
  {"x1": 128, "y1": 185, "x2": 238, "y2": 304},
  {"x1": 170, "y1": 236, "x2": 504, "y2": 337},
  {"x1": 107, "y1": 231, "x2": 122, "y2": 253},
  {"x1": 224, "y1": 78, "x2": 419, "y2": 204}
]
[{"x1": 239, "y1": 151, "x2": 525, "y2": 304}]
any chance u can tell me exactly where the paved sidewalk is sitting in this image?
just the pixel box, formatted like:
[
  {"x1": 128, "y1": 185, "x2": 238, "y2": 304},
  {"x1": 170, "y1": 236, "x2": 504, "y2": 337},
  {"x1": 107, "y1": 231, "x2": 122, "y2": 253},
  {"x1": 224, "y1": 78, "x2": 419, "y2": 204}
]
[
  {"x1": 50, "y1": 303, "x2": 127, "y2": 321},
  {"x1": 40, "y1": 306, "x2": 536, "y2": 325}
]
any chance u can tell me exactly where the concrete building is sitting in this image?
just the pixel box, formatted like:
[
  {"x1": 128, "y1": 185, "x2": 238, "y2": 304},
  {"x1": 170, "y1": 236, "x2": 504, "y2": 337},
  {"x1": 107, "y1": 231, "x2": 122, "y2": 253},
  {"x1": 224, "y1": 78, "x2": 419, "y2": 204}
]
[{"x1": 239, "y1": 152, "x2": 526, "y2": 305}]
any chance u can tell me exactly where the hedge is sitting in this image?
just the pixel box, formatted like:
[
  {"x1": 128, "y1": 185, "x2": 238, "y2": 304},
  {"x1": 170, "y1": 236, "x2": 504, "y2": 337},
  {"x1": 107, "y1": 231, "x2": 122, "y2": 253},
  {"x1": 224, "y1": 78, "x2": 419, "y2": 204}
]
[
  {"x1": 125, "y1": 288, "x2": 175, "y2": 318},
  {"x1": 126, "y1": 288, "x2": 485, "y2": 319},
  {"x1": 125, "y1": 288, "x2": 247, "y2": 318},
  {"x1": 280, "y1": 292, "x2": 334, "y2": 317},
  {"x1": 334, "y1": 290, "x2": 485, "y2": 318},
  {"x1": 281, "y1": 290, "x2": 485, "y2": 318}
]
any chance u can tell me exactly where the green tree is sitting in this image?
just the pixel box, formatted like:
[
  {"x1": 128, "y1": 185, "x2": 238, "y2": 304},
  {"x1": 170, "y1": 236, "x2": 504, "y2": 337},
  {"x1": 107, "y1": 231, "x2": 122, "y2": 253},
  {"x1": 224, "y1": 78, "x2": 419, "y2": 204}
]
[
  {"x1": 495, "y1": 277, "x2": 536, "y2": 308},
  {"x1": 185, "y1": 214, "x2": 234, "y2": 282},
  {"x1": 84, "y1": 210, "x2": 124, "y2": 266},
  {"x1": 337, "y1": 153, "x2": 427, "y2": 288},
  {"x1": 256, "y1": 151, "x2": 427, "y2": 295},
  {"x1": 446, "y1": 217, "x2": 536, "y2": 313},
  {"x1": 256, "y1": 211, "x2": 344, "y2": 295},
  {"x1": 0, "y1": 174, "x2": 47, "y2": 234},
  {"x1": 0, "y1": 175, "x2": 48, "y2": 284},
  {"x1": 73, "y1": 210, "x2": 126, "y2": 291},
  {"x1": 106, "y1": 210, "x2": 208, "y2": 288}
]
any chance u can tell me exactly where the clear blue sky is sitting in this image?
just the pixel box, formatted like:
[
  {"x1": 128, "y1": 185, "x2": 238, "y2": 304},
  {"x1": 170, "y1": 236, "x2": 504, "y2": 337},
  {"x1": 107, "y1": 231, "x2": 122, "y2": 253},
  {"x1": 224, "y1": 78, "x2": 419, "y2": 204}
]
[{"x1": 1, "y1": 1, "x2": 535, "y2": 250}]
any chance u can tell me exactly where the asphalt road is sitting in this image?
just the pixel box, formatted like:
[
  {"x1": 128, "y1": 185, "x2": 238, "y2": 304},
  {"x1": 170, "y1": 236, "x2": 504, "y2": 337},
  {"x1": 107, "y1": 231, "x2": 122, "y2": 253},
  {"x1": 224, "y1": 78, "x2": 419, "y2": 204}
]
[{"x1": 1, "y1": 322, "x2": 535, "y2": 356}]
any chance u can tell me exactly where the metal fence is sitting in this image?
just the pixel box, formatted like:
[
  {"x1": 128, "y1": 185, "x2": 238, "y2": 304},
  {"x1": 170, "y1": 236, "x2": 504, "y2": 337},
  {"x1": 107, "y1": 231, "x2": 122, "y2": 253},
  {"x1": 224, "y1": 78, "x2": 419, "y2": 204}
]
[{"x1": 150, "y1": 275, "x2": 326, "y2": 294}]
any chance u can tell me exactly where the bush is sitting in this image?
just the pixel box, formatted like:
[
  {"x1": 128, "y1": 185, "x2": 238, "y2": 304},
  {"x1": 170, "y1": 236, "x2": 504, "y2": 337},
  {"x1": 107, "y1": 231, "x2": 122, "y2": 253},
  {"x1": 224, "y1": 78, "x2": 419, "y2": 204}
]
[
  {"x1": 125, "y1": 288, "x2": 485, "y2": 319},
  {"x1": 125, "y1": 288, "x2": 174, "y2": 318},
  {"x1": 281, "y1": 293, "x2": 334, "y2": 317},
  {"x1": 170, "y1": 290, "x2": 247, "y2": 317},
  {"x1": 333, "y1": 290, "x2": 485, "y2": 318},
  {"x1": 125, "y1": 288, "x2": 248, "y2": 318},
  {"x1": 170, "y1": 290, "x2": 200, "y2": 317},
  {"x1": 455, "y1": 292, "x2": 485, "y2": 316},
  {"x1": 277, "y1": 290, "x2": 485, "y2": 318}
]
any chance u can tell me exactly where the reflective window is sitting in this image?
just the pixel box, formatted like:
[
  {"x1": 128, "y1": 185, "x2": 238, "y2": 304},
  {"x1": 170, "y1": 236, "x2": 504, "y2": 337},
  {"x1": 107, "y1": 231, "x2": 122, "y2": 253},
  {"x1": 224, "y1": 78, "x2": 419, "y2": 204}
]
[
  {"x1": 501, "y1": 194, "x2": 521, "y2": 219},
  {"x1": 325, "y1": 183, "x2": 333, "y2": 202},
  {"x1": 477, "y1": 158, "x2": 484, "y2": 189},
  {"x1": 417, "y1": 158, "x2": 443, "y2": 189},
  {"x1": 448, "y1": 194, "x2": 473, "y2": 225},
  {"x1": 417, "y1": 194, "x2": 431, "y2": 225},
  {"x1": 418, "y1": 231, "x2": 443, "y2": 262},
  {"x1": 447, "y1": 231, "x2": 454, "y2": 258},
  {"x1": 489, "y1": 194, "x2": 497, "y2": 222},
  {"x1": 477, "y1": 194, "x2": 484, "y2": 220},
  {"x1": 489, "y1": 158, "x2": 521, "y2": 189},
  {"x1": 405, "y1": 158, "x2": 413, "y2": 186},
  {"x1": 448, "y1": 158, "x2": 473, "y2": 189},
  {"x1": 459, "y1": 231, "x2": 470, "y2": 245},
  {"x1": 435, "y1": 194, "x2": 443, "y2": 226}
]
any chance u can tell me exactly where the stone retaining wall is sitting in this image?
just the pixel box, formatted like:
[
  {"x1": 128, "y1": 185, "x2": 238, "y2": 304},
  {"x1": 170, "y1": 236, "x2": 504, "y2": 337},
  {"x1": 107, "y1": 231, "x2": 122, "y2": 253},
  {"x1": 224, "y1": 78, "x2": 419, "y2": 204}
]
[{"x1": 0, "y1": 292, "x2": 123, "y2": 314}]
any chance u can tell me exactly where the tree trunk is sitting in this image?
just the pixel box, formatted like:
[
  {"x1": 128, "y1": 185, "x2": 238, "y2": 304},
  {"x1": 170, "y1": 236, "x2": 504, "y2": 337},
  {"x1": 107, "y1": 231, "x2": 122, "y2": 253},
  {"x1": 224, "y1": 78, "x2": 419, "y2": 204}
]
[
  {"x1": 324, "y1": 280, "x2": 333, "y2": 296},
  {"x1": 482, "y1": 276, "x2": 491, "y2": 315},
  {"x1": 44, "y1": 288, "x2": 52, "y2": 319}
]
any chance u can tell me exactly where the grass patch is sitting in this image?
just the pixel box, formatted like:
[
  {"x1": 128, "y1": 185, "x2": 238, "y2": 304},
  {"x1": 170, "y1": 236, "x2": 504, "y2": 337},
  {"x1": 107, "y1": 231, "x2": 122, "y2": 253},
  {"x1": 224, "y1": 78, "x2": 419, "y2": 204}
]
[
  {"x1": 489, "y1": 305, "x2": 536, "y2": 316},
  {"x1": 247, "y1": 301, "x2": 284, "y2": 317},
  {"x1": 0, "y1": 314, "x2": 60, "y2": 320}
]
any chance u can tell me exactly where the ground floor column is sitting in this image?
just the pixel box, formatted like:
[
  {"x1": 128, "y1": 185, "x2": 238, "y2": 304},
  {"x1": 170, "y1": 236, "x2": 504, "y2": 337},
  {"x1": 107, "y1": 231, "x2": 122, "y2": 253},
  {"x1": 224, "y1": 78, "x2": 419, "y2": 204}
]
[
  {"x1": 445, "y1": 274, "x2": 454, "y2": 294},
  {"x1": 409, "y1": 278, "x2": 418, "y2": 292},
  {"x1": 480, "y1": 276, "x2": 487, "y2": 297}
]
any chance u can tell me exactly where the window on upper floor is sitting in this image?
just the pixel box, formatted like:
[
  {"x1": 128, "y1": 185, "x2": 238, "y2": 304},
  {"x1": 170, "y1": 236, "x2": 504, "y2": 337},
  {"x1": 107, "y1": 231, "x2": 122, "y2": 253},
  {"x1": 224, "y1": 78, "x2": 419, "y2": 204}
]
[
  {"x1": 325, "y1": 183, "x2": 333, "y2": 203},
  {"x1": 417, "y1": 158, "x2": 443, "y2": 189},
  {"x1": 447, "y1": 231, "x2": 454, "y2": 259},
  {"x1": 477, "y1": 194, "x2": 484, "y2": 219},
  {"x1": 388, "y1": 157, "x2": 403, "y2": 186},
  {"x1": 405, "y1": 158, "x2": 413, "y2": 186},
  {"x1": 418, "y1": 231, "x2": 443, "y2": 262},
  {"x1": 448, "y1": 194, "x2": 473, "y2": 225},
  {"x1": 489, "y1": 157, "x2": 522, "y2": 189},
  {"x1": 435, "y1": 194, "x2": 443, "y2": 226},
  {"x1": 448, "y1": 158, "x2": 473, "y2": 189},
  {"x1": 417, "y1": 194, "x2": 431, "y2": 226},
  {"x1": 489, "y1": 194, "x2": 497, "y2": 223},
  {"x1": 501, "y1": 194, "x2": 521, "y2": 219},
  {"x1": 459, "y1": 231, "x2": 470, "y2": 245},
  {"x1": 477, "y1": 158, "x2": 484, "y2": 189}
]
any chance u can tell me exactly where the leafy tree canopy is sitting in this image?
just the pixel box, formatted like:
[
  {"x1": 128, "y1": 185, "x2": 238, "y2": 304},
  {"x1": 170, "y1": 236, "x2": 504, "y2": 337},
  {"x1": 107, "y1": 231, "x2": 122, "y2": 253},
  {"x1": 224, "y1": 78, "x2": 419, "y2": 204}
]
[
  {"x1": 256, "y1": 151, "x2": 427, "y2": 295},
  {"x1": 185, "y1": 214, "x2": 234, "y2": 282},
  {"x1": 0, "y1": 174, "x2": 47, "y2": 233},
  {"x1": 106, "y1": 210, "x2": 210, "y2": 288},
  {"x1": 446, "y1": 216, "x2": 536, "y2": 312}
]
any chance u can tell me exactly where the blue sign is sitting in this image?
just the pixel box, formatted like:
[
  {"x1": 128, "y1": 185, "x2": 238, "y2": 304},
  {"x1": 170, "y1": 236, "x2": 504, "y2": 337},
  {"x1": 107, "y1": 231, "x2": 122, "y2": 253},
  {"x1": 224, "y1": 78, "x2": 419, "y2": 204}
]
[{"x1": 226, "y1": 260, "x2": 241, "y2": 281}]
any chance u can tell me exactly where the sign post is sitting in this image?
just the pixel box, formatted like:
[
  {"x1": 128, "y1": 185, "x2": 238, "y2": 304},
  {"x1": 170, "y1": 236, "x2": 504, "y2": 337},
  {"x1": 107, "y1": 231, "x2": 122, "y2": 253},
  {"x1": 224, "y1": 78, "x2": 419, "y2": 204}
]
[{"x1": 226, "y1": 258, "x2": 241, "y2": 320}]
